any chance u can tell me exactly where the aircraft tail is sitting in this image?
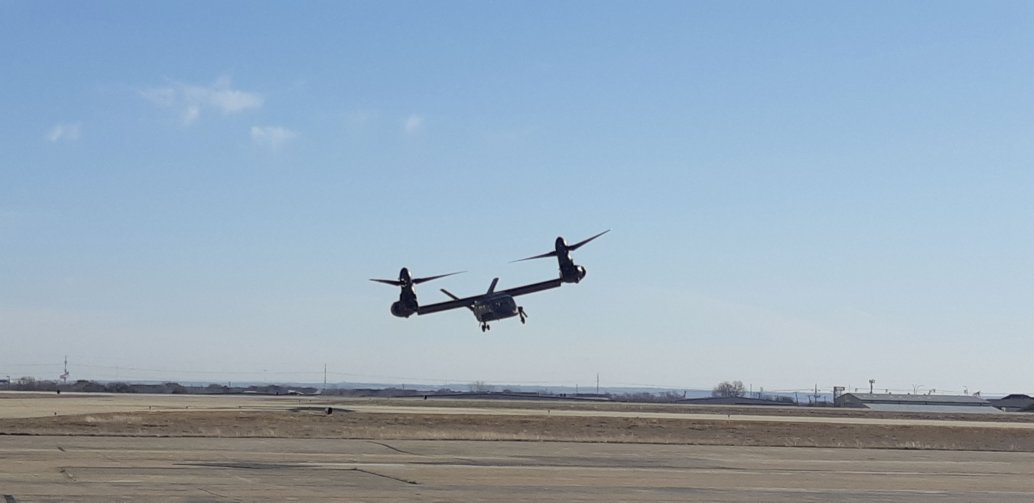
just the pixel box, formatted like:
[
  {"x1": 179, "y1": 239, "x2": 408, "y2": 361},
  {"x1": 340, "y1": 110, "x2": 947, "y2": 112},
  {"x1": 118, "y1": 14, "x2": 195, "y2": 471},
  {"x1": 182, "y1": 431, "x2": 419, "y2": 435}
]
[{"x1": 440, "y1": 288, "x2": 476, "y2": 313}]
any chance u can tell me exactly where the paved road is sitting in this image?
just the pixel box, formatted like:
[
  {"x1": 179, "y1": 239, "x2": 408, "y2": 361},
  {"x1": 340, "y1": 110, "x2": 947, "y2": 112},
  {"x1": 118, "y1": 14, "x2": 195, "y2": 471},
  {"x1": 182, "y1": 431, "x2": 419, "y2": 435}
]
[
  {"x1": 0, "y1": 392, "x2": 280, "y2": 419},
  {"x1": 2, "y1": 436, "x2": 1033, "y2": 502},
  {"x1": 344, "y1": 404, "x2": 1034, "y2": 430}
]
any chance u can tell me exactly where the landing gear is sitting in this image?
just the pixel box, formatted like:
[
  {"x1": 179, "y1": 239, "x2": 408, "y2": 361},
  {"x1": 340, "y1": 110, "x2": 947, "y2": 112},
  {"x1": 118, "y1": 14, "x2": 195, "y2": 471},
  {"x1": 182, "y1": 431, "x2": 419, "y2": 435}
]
[
  {"x1": 518, "y1": 306, "x2": 527, "y2": 324},
  {"x1": 480, "y1": 322, "x2": 491, "y2": 332}
]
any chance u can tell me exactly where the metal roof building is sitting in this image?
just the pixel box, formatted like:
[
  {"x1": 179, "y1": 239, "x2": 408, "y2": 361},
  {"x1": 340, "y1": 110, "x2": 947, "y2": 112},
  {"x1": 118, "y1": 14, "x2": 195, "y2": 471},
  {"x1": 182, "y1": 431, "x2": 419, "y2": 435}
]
[
  {"x1": 988, "y1": 394, "x2": 1034, "y2": 412},
  {"x1": 836, "y1": 393, "x2": 1002, "y2": 414}
]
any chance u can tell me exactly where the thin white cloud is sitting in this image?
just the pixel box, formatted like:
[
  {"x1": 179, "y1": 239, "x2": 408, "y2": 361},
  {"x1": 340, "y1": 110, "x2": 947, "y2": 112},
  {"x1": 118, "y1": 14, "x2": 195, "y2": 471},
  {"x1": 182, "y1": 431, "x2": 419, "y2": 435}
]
[
  {"x1": 182, "y1": 105, "x2": 200, "y2": 125},
  {"x1": 346, "y1": 110, "x2": 376, "y2": 127},
  {"x1": 142, "y1": 76, "x2": 263, "y2": 125},
  {"x1": 250, "y1": 126, "x2": 298, "y2": 150},
  {"x1": 46, "y1": 122, "x2": 81, "y2": 142},
  {"x1": 403, "y1": 114, "x2": 424, "y2": 135}
]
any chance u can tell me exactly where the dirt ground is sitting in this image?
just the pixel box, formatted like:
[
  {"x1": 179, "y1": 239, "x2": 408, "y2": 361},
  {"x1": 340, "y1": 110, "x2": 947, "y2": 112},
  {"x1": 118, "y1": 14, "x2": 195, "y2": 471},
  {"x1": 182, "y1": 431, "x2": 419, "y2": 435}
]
[{"x1": 3, "y1": 398, "x2": 1034, "y2": 452}]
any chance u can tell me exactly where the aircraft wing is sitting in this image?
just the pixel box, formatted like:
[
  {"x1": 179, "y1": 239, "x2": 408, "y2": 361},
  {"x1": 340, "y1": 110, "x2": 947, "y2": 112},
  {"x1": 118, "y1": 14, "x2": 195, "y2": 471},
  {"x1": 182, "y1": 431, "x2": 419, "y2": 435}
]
[
  {"x1": 417, "y1": 296, "x2": 479, "y2": 315},
  {"x1": 416, "y1": 279, "x2": 563, "y2": 316},
  {"x1": 498, "y1": 278, "x2": 563, "y2": 297}
]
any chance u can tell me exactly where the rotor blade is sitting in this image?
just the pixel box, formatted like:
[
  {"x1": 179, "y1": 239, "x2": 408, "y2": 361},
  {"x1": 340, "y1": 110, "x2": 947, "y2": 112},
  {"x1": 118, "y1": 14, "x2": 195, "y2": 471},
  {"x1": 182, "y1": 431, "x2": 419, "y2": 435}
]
[
  {"x1": 412, "y1": 271, "x2": 464, "y2": 285},
  {"x1": 567, "y1": 229, "x2": 610, "y2": 251},
  {"x1": 511, "y1": 250, "x2": 558, "y2": 263},
  {"x1": 370, "y1": 278, "x2": 404, "y2": 286}
]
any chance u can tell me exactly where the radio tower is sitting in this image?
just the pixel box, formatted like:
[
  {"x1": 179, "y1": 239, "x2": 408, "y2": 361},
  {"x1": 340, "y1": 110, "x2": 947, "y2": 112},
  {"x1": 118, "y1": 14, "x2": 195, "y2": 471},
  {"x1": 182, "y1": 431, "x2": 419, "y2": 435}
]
[{"x1": 60, "y1": 355, "x2": 69, "y2": 384}]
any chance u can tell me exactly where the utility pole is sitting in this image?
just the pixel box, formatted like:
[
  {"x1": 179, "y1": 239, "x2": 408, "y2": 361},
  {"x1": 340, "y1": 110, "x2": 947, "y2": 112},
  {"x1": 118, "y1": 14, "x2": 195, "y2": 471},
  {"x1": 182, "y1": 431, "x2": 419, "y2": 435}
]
[
  {"x1": 60, "y1": 356, "x2": 69, "y2": 384},
  {"x1": 596, "y1": 373, "x2": 599, "y2": 394},
  {"x1": 323, "y1": 364, "x2": 327, "y2": 391},
  {"x1": 869, "y1": 379, "x2": 875, "y2": 394}
]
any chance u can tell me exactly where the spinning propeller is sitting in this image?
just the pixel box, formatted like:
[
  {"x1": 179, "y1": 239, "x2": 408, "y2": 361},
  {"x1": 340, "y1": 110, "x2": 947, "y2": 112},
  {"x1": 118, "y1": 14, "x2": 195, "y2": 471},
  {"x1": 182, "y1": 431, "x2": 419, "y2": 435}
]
[
  {"x1": 369, "y1": 267, "x2": 463, "y2": 288},
  {"x1": 513, "y1": 229, "x2": 611, "y2": 263},
  {"x1": 371, "y1": 267, "x2": 464, "y2": 318}
]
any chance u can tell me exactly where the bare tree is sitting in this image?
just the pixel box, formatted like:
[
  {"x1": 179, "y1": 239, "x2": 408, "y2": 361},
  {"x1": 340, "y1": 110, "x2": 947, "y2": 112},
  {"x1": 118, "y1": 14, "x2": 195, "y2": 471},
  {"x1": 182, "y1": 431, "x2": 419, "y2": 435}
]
[
  {"x1": 712, "y1": 380, "x2": 746, "y2": 398},
  {"x1": 469, "y1": 381, "x2": 494, "y2": 393}
]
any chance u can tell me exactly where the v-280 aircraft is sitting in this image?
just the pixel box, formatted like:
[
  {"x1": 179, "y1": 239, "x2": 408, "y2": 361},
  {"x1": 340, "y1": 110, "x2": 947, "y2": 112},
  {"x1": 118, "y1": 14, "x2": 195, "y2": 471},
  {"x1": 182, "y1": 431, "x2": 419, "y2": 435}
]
[{"x1": 370, "y1": 231, "x2": 608, "y2": 332}]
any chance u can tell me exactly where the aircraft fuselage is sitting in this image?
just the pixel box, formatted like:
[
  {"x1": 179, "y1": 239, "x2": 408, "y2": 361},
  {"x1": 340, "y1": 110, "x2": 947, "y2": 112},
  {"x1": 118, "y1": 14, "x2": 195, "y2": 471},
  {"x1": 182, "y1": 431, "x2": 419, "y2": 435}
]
[{"x1": 471, "y1": 294, "x2": 520, "y2": 323}]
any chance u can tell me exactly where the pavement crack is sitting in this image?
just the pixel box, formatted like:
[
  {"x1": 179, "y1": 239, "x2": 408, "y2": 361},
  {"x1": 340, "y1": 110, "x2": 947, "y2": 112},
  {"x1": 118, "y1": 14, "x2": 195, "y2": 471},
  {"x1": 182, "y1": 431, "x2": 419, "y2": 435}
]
[
  {"x1": 367, "y1": 440, "x2": 418, "y2": 456},
  {"x1": 351, "y1": 467, "x2": 418, "y2": 485},
  {"x1": 198, "y1": 487, "x2": 229, "y2": 499}
]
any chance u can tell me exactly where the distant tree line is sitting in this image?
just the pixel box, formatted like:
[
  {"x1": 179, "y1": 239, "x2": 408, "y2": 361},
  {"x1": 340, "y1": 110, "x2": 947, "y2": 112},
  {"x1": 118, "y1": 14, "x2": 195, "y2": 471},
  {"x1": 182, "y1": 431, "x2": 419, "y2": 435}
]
[
  {"x1": 712, "y1": 380, "x2": 746, "y2": 398},
  {"x1": 1, "y1": 377, "x2": 794, "y2": 405}
]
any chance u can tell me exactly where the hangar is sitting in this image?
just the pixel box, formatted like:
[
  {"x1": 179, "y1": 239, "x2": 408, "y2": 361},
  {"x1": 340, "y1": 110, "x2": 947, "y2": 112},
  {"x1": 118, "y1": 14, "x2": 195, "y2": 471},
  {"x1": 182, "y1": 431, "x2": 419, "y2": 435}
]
[
  {"x1": 835, "y1": 393, "x2": 1002, "y2": 414},
  {"x1": 988, "y1": 394, "x2": 1034, "y2": 412}
]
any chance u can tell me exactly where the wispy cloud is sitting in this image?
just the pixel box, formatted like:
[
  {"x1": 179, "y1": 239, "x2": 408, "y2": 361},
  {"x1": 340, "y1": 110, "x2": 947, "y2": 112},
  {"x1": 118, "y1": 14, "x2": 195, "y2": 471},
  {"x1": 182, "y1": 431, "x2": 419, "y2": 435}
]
[
  {"x1": 46, "y1": 122, "x2": 81, "y2": 142},
  {"x1": 346, "y1": 110, "x2": 377, "y2": 128},
  {"x1": 142, "y1": 76, "x2": 263, "y2": 125},
  {"x1": 250, "y1": 126, "x2": 298, "y2": 150},
  {"x1": 403, "y1": 114, "x2": 424, "y2": 135}
]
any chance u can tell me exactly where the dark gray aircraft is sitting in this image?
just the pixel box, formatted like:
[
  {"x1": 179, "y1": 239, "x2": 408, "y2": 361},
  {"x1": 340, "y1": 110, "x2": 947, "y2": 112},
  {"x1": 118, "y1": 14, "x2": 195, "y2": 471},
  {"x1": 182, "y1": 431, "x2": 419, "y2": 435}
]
[
  {"x1": 371, "y1": 231, "x2": 607, "y2": 331},
  {"x1": 433, "y1": 277, "x2": 562, "y2": 332}
]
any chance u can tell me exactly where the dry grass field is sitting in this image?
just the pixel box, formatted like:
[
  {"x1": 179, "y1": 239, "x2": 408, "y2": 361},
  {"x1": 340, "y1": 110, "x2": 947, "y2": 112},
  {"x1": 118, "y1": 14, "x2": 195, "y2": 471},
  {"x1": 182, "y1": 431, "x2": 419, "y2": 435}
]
[{"x1": 3, "y1": 393, "x2": 1034, "y2": 452}]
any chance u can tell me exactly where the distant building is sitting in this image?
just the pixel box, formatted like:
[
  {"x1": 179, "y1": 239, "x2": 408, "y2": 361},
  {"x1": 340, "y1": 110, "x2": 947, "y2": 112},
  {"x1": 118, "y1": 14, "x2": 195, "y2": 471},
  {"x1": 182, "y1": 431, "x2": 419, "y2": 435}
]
[
  {"x1": 836, "y1": 393, "x2": 1001, "y2": 414},
  {"x1": 988, "y1": 394, "x2": 1034, "y2": 412},
  {"x1": 678, "y1": 396, "x2": 793, "y2": 406}
]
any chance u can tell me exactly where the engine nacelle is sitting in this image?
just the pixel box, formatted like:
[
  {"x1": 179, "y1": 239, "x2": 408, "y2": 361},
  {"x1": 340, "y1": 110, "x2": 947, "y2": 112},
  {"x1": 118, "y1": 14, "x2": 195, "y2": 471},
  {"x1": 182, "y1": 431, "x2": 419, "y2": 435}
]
[
  {"x1": 391, "y1": 301, "x2": 416, "y2": 318},
  {"x1": 560, "y1": 264, "x2": 587, "y2": 283}
]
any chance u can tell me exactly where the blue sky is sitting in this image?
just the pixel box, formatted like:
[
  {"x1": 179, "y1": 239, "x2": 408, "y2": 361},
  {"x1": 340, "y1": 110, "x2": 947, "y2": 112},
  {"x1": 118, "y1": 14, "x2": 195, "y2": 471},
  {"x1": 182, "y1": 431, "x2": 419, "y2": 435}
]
[{"x1": 2, "y1": 2, "x2": 1032, "y2": 395}]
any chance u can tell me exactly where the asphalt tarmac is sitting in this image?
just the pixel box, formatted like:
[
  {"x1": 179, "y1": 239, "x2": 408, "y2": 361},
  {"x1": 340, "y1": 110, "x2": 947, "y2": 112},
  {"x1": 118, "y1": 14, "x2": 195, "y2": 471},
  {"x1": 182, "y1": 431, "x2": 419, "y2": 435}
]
[
  {"x1": 3, "y1": 435, "x2": 1034, "y2": 502},
  {"x1": 3, "y1": 393, "x2": 1034, "y2": 501}
]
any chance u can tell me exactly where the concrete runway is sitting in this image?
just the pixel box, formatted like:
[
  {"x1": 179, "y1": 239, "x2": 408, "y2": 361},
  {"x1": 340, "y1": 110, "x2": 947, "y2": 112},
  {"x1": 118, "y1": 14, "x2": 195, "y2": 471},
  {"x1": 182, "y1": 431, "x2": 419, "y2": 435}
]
[{"x1": 3, "y1": 435, "x2": 1034, "y2": 502}]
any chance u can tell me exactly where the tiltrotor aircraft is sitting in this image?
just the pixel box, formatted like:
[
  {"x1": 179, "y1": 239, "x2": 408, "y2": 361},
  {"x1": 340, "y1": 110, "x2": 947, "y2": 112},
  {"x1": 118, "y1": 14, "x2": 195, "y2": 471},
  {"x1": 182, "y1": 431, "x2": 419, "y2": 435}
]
[{"x1": 371, "y1": 230, "x2": 608, "y2": 332}]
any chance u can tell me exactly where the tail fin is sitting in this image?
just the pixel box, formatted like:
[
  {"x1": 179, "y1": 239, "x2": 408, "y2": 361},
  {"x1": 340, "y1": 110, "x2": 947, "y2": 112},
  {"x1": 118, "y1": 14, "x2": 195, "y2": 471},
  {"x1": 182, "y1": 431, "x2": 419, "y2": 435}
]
[
  {"x1": 486, "y1": 278, "x2": 499, "y2": 294},
  {"x1": 441, "y1": 288, "x2": 476, "y2": 313}
]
